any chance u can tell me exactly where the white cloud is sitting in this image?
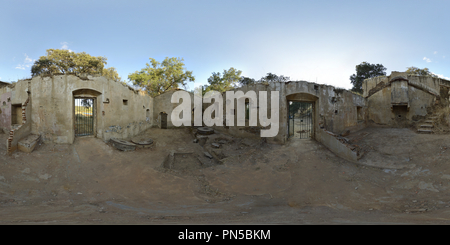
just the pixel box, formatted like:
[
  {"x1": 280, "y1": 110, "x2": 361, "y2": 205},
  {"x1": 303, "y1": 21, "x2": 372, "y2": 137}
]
[
  {"x1": 15, "y1": 54, "x2": 35, "y2": 70},
  {"x1": 423, "y1": 57, "x2": 431, "y2": 63},
  {"x1": 434, "y1": 73, "x2": 450, "y2": 80},
  {"x1": 60, "y1": 42, "x2": 73, "y2": 52},
  {"x1": 434, "y1": 51, "x2": 438, "y2": 55}
]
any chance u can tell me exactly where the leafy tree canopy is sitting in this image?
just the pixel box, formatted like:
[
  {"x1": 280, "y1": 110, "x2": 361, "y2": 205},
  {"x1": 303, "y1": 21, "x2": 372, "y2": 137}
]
[
  {"x1": 102, "y1": 67, "x2": 127, "y2": 85},
  {"x1": 128, "y1": 57, "x2": 195, "y2": 97},
  {"x1": 405, "y1": 66, "x2": 438, "y2": 77},
  {"x1": 203, "y1": 67, "x2": 242, "y2": 94},
  {"x1": 260, "y1": 72, "x2": 290, "y2": 83},
  {"x1": 350, "y1": 62, "x2": 387, "y2": 93},
  {"x1": 238, "y1": 76, "x2": 256, "y2": 87},
  {"x1": 31, "y1": 49, "x2": 107, "y2": 76},
  {"x1": 237, "y1": 73, "x2": 290, "y2": 87}
]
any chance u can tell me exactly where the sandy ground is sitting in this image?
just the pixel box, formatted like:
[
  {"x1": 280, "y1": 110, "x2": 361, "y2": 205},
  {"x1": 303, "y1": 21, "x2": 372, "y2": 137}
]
[{"x1": 1, "y1": 127, "x2": 450, "y2": 224}]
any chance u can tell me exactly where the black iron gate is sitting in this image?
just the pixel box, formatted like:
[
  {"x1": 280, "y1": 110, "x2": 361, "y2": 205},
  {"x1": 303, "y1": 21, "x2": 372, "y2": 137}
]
[
  {"x1": 75, "y1": 98, "x2": 94, "y2": 136},
  {"x1": 288, "y1": 101, "x2": 313, "y2": 139}
]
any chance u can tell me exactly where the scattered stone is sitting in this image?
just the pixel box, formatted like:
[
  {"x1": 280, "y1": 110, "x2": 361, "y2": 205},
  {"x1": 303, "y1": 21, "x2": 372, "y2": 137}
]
[
  {"x1": 340, "y1": 130, "x2": 350, "y2": 137},
  {"x1": 204, "y1": 152, "x2": 213, "y2": 159},
  {"x1": 212, "y1": 143, "x2": 220, "y2": 148},
  {"x1": 39, "y1": 173, "x2": 51, "y2": 180},
  {"x1": 193, "y1": 139, "x2": 199, "y2": 143}
]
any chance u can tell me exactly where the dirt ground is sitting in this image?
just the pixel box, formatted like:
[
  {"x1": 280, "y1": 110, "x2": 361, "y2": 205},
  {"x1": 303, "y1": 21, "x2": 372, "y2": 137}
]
[{"x1": 1, "y1": 126, "x2": 450, "y2": 224}]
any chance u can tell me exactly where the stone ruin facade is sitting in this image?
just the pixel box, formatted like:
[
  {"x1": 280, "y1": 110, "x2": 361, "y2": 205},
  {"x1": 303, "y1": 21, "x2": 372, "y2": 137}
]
[{"x1": 0, "y1": 71, "x2": 449, "y2": 163}]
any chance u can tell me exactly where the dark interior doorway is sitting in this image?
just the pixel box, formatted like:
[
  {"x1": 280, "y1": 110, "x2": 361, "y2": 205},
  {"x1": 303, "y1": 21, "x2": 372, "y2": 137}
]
[
  {"x1": 160, "y1": 112, "x2": 168, "y2": 129},
  {"x1": 288, "y1": 101, "x2": 313, "y2": 139}
]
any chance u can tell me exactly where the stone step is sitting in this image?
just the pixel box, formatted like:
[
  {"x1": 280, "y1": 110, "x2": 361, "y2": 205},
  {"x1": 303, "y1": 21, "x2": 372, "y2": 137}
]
[
  {"x1": 420, "y1": 124, "x2": 434, "y2": 128},
  {"x1": 424, "y1": 120, "x2": 435, "y2": 124},
  {"x1": 428, "y1": 116, "x2": 438, "y2": 119},
  {"x1": 417, "y1": 129, "x2": 433, "y2": 134},
  {"x1": 18, "y1": 134, "x2": 41, "y2": 153}
]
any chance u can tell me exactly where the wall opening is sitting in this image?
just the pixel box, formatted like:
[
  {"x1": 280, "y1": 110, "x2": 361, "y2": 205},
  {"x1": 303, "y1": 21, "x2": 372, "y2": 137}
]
[
  {"x1": 288, "y1": 101, "x2": 313, "y2": 139},
  {"x1": 11, "y1": 104, "x2": 22, "y2": 126},
  {"x1": 74, "y1": 98, "x2": 94, "y2": 137},
  {"x1": 160, "y1": 112, "x2": 168, "y2": 129},
  {"x1": 392, "y1": 105, "x2": 408, "y2": 127},
  {"x1": 356, "y1": 106, "x2": 363, "y2": 121}
]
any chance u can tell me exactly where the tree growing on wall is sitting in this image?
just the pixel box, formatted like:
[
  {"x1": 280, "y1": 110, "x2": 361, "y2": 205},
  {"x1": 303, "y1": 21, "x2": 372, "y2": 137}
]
[
  {"x1": 31, "y1": 49, "x2": 107, "y2": 76},
  {"x1": 128, "y1": 57, "x2": 195, "y2": 97},
  {"x1": 102, "y1": 67, "x2": 127, "y2": 85},
  {"x1": 203, "y1": 67, "x2": 242, "y2": 94},
  {"x1": 350, "y1": 62, "x2": 387, "y2": 93},
  {"x1": 238, "y1": 76, "x2": 256, "y2": 87},
  {"x1": 405, "y1": 66, "x2": 438, "y2": 77},
  {"x1": 237, "y1": 73, "x2": 290, "y2": 87},
  {"x1": 260, "y1": 72, "x2": 290, "y2": 83}
]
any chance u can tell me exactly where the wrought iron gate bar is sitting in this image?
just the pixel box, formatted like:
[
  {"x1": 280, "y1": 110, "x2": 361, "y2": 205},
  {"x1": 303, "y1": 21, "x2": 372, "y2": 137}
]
[
  {"x1": 75, "y1": 98, "x2": 94, "y2": 137},
  {"x1": 288, "y1": 101, "x2": 312, "y2": 139}
]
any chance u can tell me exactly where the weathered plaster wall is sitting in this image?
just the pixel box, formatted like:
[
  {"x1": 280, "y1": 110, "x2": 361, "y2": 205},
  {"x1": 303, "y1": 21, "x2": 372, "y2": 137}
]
[
  {"x1": 0, "y1": 91, "x2": 11, "y2": 133},
  {"x1": 27, "y1": 74, "x2": 153, "y2": 144},
  {"x1": 364, "y1": 72, "x2": 446, "y2": 127},
  {"x1": 8, "y1": 96, "x2": 31, "y2": 154},
  {"x1": 152, "y1": 90, "x2": 194, "y2": 128},
  {"x1": 192, "y1": 81, "x2": 366, "y2": 144}
]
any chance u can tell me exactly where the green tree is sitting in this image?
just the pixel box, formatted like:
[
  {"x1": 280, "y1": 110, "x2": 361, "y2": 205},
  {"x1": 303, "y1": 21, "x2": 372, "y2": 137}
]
[
  {"x1": 350, "y1": 62, "x2": 387, "y2": 93},
  {"x1": 128, "y1": 57, "x2": 195, "y2": 97},
  {"x1": 31, "y1": 49, "x2": 107, "y2": 76},
  {"x1": 238, "y1": 76, "x2": 256, "y2": 87},
  {"x1": 204, "y1": 67, "x2": 242, "y2": 94},
  {"x1": 102, "y1": 67, "x2": 128, "y2": 85},
  {"x1": 260, "y1": 72, "x2": 290, "y2": 83},
  {"x1": 405, "y1": 66, "x2": 438, "y2": 77}
]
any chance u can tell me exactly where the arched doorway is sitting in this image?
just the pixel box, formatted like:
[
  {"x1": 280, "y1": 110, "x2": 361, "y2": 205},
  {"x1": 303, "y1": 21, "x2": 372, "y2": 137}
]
[
  {"x1": 73, "y1": 89, "x2": 101, "y2": 137},
  {"x1": 286, "y1": 93, "x2": 318, "y2": 139}
]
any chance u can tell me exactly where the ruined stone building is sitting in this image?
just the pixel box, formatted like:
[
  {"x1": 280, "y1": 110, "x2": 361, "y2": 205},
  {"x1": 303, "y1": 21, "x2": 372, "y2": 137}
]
[
  {"x1": 363, "y1": 71, "x2": 450, "y2": 128},
  {"x1": 1, "y1": 71, "x2": 449, "y2": 163}
]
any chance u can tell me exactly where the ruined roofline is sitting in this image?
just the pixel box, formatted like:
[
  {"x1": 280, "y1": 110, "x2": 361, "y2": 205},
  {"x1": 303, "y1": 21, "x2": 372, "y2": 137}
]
[
  {"x1": 29, "y1": 73, "x2": 142, "y2": 94},
  {"x1": 152, "y1": 88, "x2": 192, "y2": 98},
  {"x1": 229, "y1": 80, "x2": 361, "y2": 97},
  {"x1": 363, "y1": 73, "x2": 449, "y2": 83}
]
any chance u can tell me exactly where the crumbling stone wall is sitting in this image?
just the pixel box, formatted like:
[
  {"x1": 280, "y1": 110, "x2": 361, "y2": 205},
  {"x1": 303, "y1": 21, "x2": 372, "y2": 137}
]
[
  {"x1": 7, "y1": 74, "x2": 154, "y2": 144},
  {"x1": 0, "y1": 91, "x2": 12, "y2": 133},
  {"x1": 363, "y1": 72, "x2": 449, "y2": 127}
]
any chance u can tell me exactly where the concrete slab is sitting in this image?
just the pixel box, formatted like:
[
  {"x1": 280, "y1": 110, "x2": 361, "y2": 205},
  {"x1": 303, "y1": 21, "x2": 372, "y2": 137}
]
[{"x1": 110, "y1": 138, "x2": 136, "y2": 151}]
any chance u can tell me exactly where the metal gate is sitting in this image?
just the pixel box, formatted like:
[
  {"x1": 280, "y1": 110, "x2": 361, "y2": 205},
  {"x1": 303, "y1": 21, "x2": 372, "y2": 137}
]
[
  {"x1": 75, "y1": 98, "x2": 94, "y2": 136},
  {"x1": 288, "y1": 101, "x2": 313, "y2": 139}
]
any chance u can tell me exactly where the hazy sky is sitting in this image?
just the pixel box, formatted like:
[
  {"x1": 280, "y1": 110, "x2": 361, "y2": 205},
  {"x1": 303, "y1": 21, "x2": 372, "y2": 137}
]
[{"x1": 1, "y1": 0, "x2": 449, "y2": 90}]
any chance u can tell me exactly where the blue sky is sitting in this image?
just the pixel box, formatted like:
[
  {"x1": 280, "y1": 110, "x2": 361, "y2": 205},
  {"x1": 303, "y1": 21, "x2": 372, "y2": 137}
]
[{"x1": 1, "y1": 0, "x2": 449, "y2": 91}]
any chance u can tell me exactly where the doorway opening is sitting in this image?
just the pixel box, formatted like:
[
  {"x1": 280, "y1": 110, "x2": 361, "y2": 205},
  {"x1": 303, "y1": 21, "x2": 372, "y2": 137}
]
[
  {"x1": 74, "y1": 98, "x2": 94, "y2": 136},
  {"x1": 288, "y1": 101, "x2": 313, "y2": 139}
]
